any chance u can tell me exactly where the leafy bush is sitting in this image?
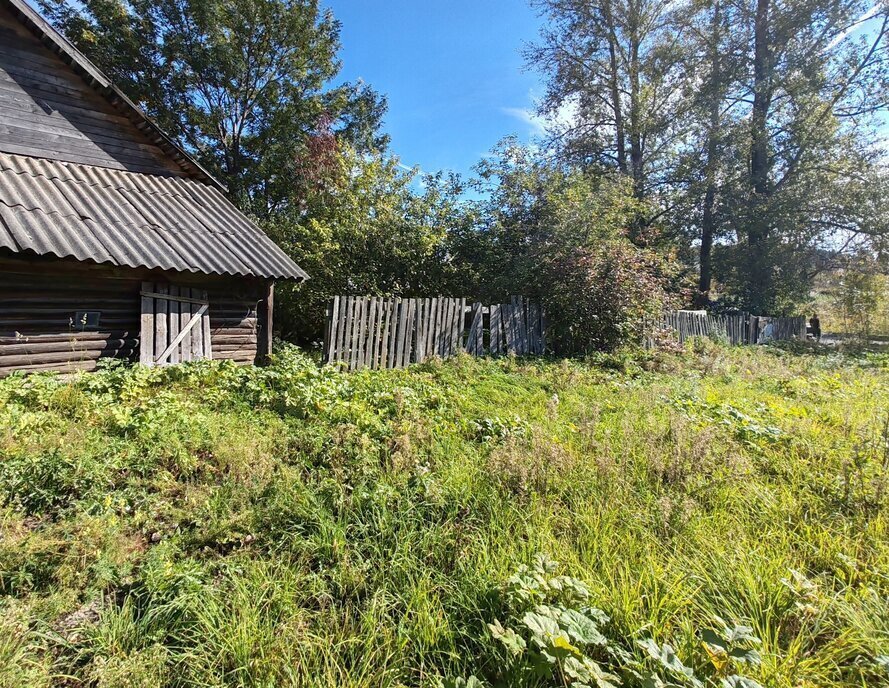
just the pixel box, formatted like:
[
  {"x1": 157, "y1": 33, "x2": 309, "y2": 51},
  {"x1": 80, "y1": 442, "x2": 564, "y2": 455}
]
[
  {"x1": 471, "y1": 555, "x2": 764, "y2": 688},
  {"x1": 538, "y1": 240, "x2": 679, "y2": 353}
]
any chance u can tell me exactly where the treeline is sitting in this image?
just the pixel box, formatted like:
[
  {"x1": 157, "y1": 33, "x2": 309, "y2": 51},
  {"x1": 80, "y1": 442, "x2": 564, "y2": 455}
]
[
  {"x1": 40, "y1": 0, "x2": 889, "y2": 350},
  {"x1": 527, "y1": 0, "x2": 889, "y2": 314}
]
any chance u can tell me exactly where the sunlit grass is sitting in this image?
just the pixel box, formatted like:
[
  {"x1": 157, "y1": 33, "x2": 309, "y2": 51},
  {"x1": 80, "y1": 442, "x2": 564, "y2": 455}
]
[{"x1": 0, "y1": 342, "x2": 886, "y2": 686}]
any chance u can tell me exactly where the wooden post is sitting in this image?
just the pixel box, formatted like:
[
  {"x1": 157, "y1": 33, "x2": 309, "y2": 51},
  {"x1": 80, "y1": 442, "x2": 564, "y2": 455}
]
[{"x1": 257, "y1": 281, "x2": 274, "y2": 365}]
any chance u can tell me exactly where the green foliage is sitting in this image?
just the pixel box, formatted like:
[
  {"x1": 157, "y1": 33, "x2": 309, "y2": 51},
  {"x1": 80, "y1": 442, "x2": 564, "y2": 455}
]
[
  {"x1": 446, "y1": 142, "x2": 684, "y2": 353},
  {"x1": 268, "y1": 150, "x2": 470, "y2": 342},
  {"x1": 1, "y1": 345, "x2": 888, "y2": 686},
  {"x1": 527, "y1": 0, "x2": 889, "y2": 313},
  {"x1": 539, "y1": 239, "x2": 679, "y2": 353},
  {"x1": 485, "y1": 554, "x2": 620, "y2": 687},
  {"x1": 820, "y1": 255, "x2": 889, "y2": 338},
  {"x1": 39, "y1": 0, "x2": 388, "y2": 210},
  {"x1": 470, "y1": 555, "x2": 765, "y2": 688}
]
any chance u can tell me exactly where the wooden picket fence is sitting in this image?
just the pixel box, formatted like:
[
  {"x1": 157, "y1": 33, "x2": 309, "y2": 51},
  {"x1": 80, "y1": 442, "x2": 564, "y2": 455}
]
[
  {"x1": 646, "y1": 310, "x2": 806, "y2": 347},
  {"x1": 324, "y1": 296, "x2": 546, "y2": 369}
]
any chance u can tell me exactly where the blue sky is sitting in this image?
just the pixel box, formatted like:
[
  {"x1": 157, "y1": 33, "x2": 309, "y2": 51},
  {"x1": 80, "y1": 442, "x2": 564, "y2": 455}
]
[{"x1": 323, "y1": 0, "x2": 545, "y2": 178}]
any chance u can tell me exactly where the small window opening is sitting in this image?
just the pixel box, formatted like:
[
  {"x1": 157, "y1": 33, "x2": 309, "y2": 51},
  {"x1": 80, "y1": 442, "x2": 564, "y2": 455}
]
[{"x1": 73, "y1": 311, "x2": 102, "y2": 330}]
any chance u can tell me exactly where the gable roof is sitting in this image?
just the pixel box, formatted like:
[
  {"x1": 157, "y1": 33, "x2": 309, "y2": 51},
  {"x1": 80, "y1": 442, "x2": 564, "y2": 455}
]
[
  {"x1": 1, "y1": 0, "x2": 222, "y2": 190},
  {"x1": 0, "y1": 0, "x2": 308, "y2": 282},
  {"x1": 0, "y1": 152, "x2": 309, "y2": 280}
]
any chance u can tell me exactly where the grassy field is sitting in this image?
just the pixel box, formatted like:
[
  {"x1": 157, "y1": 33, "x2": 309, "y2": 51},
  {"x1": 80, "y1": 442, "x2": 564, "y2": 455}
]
[{"x1": 0, "y1": 343, "x2": 887, "y2": 687}]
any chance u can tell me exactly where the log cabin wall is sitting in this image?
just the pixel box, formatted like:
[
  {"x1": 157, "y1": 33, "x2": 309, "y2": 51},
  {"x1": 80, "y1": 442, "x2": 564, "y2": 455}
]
[{"x1": 0, "y1": 255, "x2": 267, "y2": 377}]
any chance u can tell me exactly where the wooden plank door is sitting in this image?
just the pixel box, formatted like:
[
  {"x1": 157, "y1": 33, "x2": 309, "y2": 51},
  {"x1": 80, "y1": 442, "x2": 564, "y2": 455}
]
[{"x1": 140, "y1": 282, "x2": 212, "y2": 366}]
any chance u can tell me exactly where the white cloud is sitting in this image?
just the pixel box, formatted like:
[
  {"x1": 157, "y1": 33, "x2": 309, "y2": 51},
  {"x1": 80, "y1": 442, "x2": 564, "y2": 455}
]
[
  {"x1": 503, "y1": 107, "x2": 548, "y2": 136},
  {"x1": 503, "y1": 96, "x2": 580, "y2": 138},
  {"x1": 827, "y1": 5, "x2": 881, "y2": 50}
]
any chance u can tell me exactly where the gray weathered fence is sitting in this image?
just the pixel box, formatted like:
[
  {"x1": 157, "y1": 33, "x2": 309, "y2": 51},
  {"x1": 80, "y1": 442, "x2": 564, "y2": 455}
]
[
  {"x1": 646, "y1": 310, "x2": 806, "y2": 347},
  {"x1": 324, "y1": 296, "x2": 545, "y2": 369}
]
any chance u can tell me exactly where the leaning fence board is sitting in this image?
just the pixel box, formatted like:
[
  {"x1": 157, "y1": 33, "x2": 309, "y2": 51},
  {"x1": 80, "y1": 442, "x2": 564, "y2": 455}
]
[
  {"x1": 466, "y1": 302, "x2": 482, "y2": 355},
  {"x1": 326, "y1": 296, "x2": 340, "y2": 363},
  {"x1": 201, "y1": 291, "x2": 212, "y2": 360},
  {"x1": 490, "y1": 304, "x2": 501, "y2": 354}
]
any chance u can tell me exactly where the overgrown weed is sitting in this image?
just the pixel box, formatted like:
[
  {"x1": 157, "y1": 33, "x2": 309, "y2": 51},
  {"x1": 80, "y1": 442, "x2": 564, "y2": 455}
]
[{"x1": 0, "y1": 344, "x2": 886, "y2": 686}]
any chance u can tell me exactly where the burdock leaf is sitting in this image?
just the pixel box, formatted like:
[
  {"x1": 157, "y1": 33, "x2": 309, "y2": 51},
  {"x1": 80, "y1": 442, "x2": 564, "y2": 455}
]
[
  {"x1": 487, "y1": 619, "x2": 526, "y2": 655},
  {"x1": 563, "y1": 656, "x2": 622, "y2": 688},
  {"x1": 701, "y1": 628, "x2": 728, "y2": 652},
  {"x1": 522, "y1": 610, "x2": 561, "y2": 638},
  {"x1": 637, "y1": 639, "x2": 701, "y2": 687},
  {"x1": 725, "y1": 625, "x2": 759, "y2": 645},
  {"x1": 729, "y1": 647, "x2": 762, "y2": 666},
  {"x1": 559, "y1": 608, "x2": 608, "y2": 646}
]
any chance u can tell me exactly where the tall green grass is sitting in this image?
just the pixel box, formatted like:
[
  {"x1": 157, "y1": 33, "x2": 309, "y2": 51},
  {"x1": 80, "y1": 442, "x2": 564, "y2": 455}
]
[{"x1": 0, "y1": 343, "x2": 886, "y2": 686}]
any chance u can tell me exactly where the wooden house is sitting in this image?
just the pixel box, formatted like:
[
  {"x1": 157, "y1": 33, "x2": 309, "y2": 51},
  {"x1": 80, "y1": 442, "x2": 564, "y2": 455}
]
[{"x1": 0, "y1": 0, "x2": 308, "y2": 377}]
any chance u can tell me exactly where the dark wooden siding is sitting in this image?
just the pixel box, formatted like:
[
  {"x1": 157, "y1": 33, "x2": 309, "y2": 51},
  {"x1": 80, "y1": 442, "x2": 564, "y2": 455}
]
[
  {"x1": 0, "y1": 6, "x2": 182, "y2": 175},
  {"x1": 0, "y1": 256, "x2": 265, "y2": 377}
]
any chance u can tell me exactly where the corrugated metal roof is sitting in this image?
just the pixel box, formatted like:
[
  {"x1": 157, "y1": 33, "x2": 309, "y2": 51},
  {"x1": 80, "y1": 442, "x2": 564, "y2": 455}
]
[{"x1": 0, "y1": 152, "x2": 308, "y2": 281}]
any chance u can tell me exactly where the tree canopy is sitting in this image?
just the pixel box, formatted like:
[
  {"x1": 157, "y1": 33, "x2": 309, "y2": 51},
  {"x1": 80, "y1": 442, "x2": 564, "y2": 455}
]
[
  {"x1": 529, "y1": 0, "x2": 889, "y2": 313},
  {"x1": 40, "y1": 0, "x2": 889, "y2": 347},
  {"x1": 39, "y1": 0, "x2": 388, "y2": 214}
]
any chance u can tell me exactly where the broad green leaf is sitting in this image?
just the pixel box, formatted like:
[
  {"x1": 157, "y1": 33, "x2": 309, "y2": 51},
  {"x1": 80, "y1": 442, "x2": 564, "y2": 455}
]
[
  {"x1": 559, "y1": 608, "x2": 608, "y2": 646},
  {"x1": 488, "y1": 619, "x2": 526, "y2": 655},
  {"x1": 585, "y1": 657, "x2": 622, "y2": 688},
  {"x1": 583, "y1": 606, "x2": 611, "y2": 626},
  {"x1": 701, "y1": 628, "x2": 728, "y2": 653},
  {"x1": 728, "y1": 647, "x2": 762, "y2": 666},
  {"x1": 522, "y1": 610, "x2": 561, "y2": 639},
  {"x1": 640, "y1": 672, "x2": 669, "y2": 688},
  {"x1": 563, "y1": 656, "x2": 622, "y2": 688},
  {"x1": 564, "y1": 655, "x2": 591, "y2": 681},
  {"x1": 437, "y1": 677, "x2": 487, "y2": 688},
  {"x1": 637, "y1": 639, "x2": 701, "y2": 687},
  {"x1": 724, "y1": 625, "x2": 759, "y2": 644}
]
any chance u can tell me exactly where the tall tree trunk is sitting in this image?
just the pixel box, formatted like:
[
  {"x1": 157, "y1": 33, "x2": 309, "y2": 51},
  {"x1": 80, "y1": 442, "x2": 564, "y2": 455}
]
[
  {"x1": 602, "y1": 0, "x2": 627, "y2": 174},
  {"x1": 628, "y1": 0, "x2": 645, "y2": 201},
  {"x1": 750, "y1": 0, "x2": 771, "y2": 199},
  {"x1": 699, "y1": 175, "x2": 716, "y2": 304},
  {"x1": 697, "y1": 0, "x2": 723, "y2": 306},
  {"x1": 747, "y1": 0, "x2": 773, "y2": 312},
  {"x1": 609, "y1": 39, "x2": 627, "y2": 174}
]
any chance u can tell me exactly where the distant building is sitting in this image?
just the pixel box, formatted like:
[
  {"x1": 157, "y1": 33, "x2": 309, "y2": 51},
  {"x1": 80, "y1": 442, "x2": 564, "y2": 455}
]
[{"x1": 0, "y1": 0, "x2": 307, "y2": 376}]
